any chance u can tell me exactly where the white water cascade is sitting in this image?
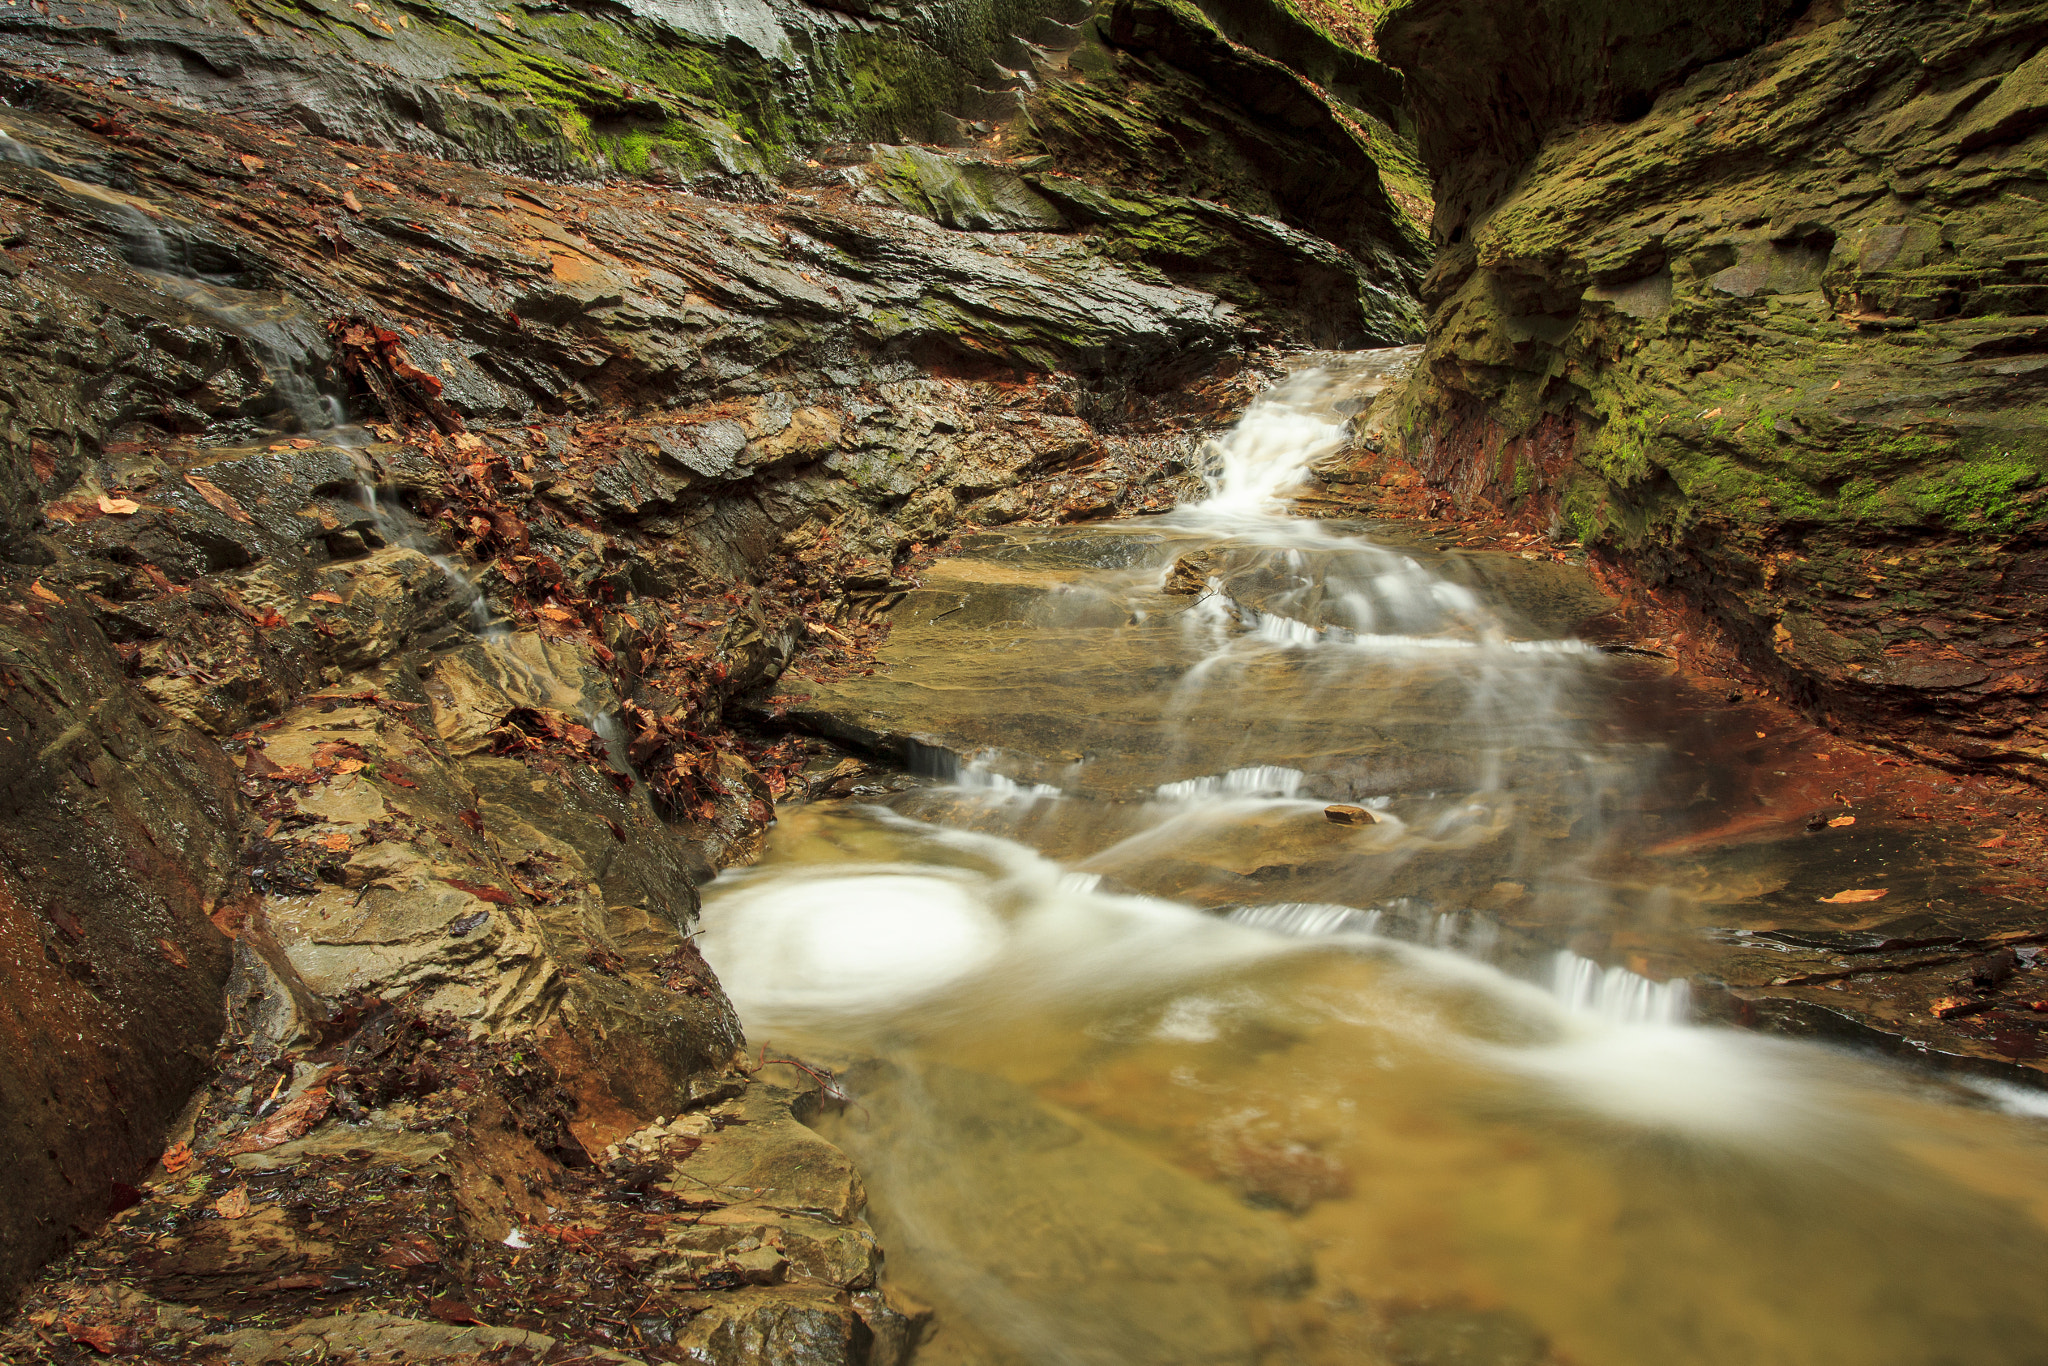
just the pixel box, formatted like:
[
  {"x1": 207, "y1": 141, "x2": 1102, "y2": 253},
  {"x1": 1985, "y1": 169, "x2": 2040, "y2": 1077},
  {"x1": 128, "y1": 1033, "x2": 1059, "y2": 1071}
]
[{"x1": 695, "y1": 353, "x2": 2048, "y2": 1366}]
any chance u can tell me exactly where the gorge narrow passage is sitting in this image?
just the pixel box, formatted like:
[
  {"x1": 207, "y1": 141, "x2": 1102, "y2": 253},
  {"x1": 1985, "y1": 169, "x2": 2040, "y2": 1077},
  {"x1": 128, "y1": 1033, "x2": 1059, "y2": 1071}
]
[{"x1": 700, "y1": 359, "x2": 2048, "y2": 1366}]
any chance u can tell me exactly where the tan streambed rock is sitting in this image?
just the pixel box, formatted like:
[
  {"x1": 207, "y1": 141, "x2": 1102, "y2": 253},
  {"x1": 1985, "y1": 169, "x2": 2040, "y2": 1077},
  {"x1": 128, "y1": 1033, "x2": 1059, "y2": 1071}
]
[{"x1": 779, "y1": 523, "x2": 2048, "y2": 1086}]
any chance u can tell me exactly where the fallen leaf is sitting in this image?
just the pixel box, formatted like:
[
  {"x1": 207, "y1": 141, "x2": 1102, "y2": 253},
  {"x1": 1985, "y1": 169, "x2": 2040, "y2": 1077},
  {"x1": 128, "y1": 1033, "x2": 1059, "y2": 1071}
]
[
  {"x1": 1754, "y1": 731, "x2": 1767, "y2": 740},
  {"x1": 287, "y1": 438, "x2": 318, "y2": 449},
  {"x1": 309, "y1": 590, "x2": 344, "y2": 604},
  {"x1": 63, "y1": 1322, "x2": 120, "y2": 1354},
  {"x1": 492, "y1": 9, "x2": 514, "y2": 24},
  {"x1": 155, "y1": 936, "x2": 189, "y2": 967},
  {"x1": 342, "y1": 189, "x2": 362, "y2": 212},
  {"x1": 1818, "y1": 888, "x2": 1889, "y2": 904},
  {"x1": 30, "y1": 580, "x2": 64, "y2": 604},
  {"x1": 239, "y1": 153, "x2": 265, "y2": 173},
  {"x1": 430, "y1": 1300, "x2": 485, "y2": 1325},
  {"x1": 1979, "y1": 834, "x2": 2008, "y2": 848},
  {"x1": 334, "y1": 758, "x2": 365, "y2": 774},
  {"x1": 186, "y1": 474, "x2": 253, "y2": 524},
  {"x1": 161, "y1": 1141, "x2": 195, "y2": 1175},
  {"x1": 321, "y1": 832, "x2": 351, "y2": 852},
  {"x1": 444, "y1": 878, "x2": 514, "y2": 905},
  {"x1": 213, "y1": 1185, "x2": 251, "y2": 1219},
  {"x1": 1827, "y1": 815, "x2": 1856, "y2": 828},
  {"x1": 217, "y1": 1078, "x2": 334, "y2": 1155},
  {"x1": 97, "y1": 495, "x2": 139, "y2": 515},
  {"x1": 376, "y1": 1238, "x2": 442, "y2": 1268}
]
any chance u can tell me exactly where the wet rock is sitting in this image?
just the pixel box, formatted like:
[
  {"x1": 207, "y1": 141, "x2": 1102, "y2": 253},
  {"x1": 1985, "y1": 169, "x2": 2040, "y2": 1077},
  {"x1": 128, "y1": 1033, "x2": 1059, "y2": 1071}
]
[
  {"x1": 1375, "y1": 0, "x2": 2048, "y2": 781},
  {"x1": 0, "y1": 595, "x2": 242, "y2": 1304},
  {"x1": 1324, "y1": 803, "x2": 1379, "y2": 826}
]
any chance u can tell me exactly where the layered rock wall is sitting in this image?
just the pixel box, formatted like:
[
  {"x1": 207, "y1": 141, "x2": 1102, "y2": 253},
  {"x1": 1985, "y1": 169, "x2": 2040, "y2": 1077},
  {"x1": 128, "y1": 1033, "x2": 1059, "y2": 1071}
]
[
  {"x1": 0, "y1": 0, "x2": 1431, "y2": 1333},
  {"x1": 1376, "y1": 0, "x2": 2048, "y2": 779}
]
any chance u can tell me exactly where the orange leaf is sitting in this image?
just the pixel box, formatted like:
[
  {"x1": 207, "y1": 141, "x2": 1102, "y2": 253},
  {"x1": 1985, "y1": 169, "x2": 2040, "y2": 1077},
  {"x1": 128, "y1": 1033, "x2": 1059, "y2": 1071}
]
[
  {"x1": 238, "y1": 153, "x2": 265, "y2": 173},
  {"x1": 334, "y1": 758, "x2": 365, "y2": 774},
  {"x1": 213, "y1": 1185, "x2": 251, "y2": 1219},
  {"x1": 29, "y1": 580, "x2": 64, "y2": 604},
  {"x1": 1818, "y1": 888, "x2": 1889, "y2": 904},
  {"x1": 1827, "y1": 815, "x2": 1856, "y2": 828},
  {"x1": 309, "y1": 590, "x2": 344, "y2": 604},
  {"x1": 217, "y1": 1081, "x2": 333, "y2": 1155},
  {"x1": 186, "y1": 474, "x2": 253, "y2": 524},
  {"x1": 342, "y1": 189, "x2": 362, "y2": 212},
  {"x1": 321, "y1": 832, "x2": 351, "y2": 852},
  {"x1": 1978, "y1": 834, "x2": 2008, "y2": 848},
  {"x1": 97, "y1": 495, "x2": 140, "y2": 515},
  {"x1": 155, "y1": 936, "x2": 188, "y2": 967},
  {"x1": 63, "y1": 1322, "x2": 120, "y2": 1354},
  {"x1": 161, "y1": 1141, "x2": 195, "y2": 1175}
]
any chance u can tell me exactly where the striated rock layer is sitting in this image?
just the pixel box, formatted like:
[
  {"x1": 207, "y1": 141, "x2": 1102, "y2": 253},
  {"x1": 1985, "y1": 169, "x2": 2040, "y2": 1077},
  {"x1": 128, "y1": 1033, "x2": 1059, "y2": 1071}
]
[
  {"x1": 1370, "y1": 0, "x2": 2048, "y2": 781},
  {"x1": 0, "y1": 0, "x2": 1431, "y2": 1340}
]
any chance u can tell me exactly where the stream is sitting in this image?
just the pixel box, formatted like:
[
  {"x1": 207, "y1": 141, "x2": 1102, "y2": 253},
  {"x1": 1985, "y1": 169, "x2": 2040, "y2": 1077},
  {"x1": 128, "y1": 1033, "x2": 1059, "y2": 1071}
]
[{"x1": 697, "y1": 358, "x2": 2048, "y2": 1365}]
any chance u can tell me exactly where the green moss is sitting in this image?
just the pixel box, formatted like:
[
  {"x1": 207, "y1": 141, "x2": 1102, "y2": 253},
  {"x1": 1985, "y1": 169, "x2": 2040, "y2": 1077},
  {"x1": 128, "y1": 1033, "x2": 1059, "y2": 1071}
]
[{"x1": 1883, "y1": 454, "x2": 2044, "y2": 534}]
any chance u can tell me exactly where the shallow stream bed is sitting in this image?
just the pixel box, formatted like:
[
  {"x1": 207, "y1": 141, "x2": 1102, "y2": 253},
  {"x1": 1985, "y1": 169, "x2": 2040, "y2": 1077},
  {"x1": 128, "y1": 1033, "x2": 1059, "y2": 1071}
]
[{"x1": 699, "y1": 363, "x2": 2048, "y2": 1366}]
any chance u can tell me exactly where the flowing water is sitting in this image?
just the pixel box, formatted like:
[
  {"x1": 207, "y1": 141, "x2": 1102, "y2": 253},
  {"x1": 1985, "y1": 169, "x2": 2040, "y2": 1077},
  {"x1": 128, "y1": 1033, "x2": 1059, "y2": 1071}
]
[{"x1": 698, "y1": 358, "x2": 2048, "y2": 1365}]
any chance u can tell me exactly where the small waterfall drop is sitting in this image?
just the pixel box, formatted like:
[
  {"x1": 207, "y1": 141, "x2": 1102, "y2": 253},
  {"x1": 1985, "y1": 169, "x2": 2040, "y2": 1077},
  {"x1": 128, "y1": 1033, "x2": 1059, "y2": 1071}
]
[{"x1": 1187, "y1": 367, "x2": 1351, "y2": 516}]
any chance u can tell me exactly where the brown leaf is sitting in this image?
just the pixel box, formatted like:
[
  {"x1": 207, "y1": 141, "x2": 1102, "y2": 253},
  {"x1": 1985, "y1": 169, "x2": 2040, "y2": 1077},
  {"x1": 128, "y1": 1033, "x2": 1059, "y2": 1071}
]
[
  {"x1": 29, "y1": 579, "x2": 64, "y2": 604},
  {"x1": 213, "y1": 1185, "x2": 251, "y2": 1219},
  {"x1": 309, "y1": 590, "x2": 345, "y2": 604},
  {"x1": 457, "y1": 809, "x2": 484, "y2": 834},
  {"x1": 342, "y1": 189, "x2": 362, "y2": 212},
  {"x1": 209, "y1": 895, "x2": 253, "y2": 939},
  {"x1": 63, "y1": 1322, "x2": 121, "y2": 1354},
  {"x1": 430, "y1": 1300, "x2": 485, "y2": 1325},
  {"x1": 155, "y1": 936, "x2": 189, "y2": 967},
  {"x1": 1827, "y1": 815, "x2": 1856, "y2": 828},
  {"x1": 334, "y1": 758, "x2": 365, "y2": 774},
  {"x1": 1978, "y1": 834, "x2": 2008, "y2": 848},
  {"x1": 97, "y1": 495, "x2": 140, "y2": 515},
  {"x1": 186, "y1": 474, "x2": 253, "y2": 524},
  {"x1": 217, "y1": 1079, "x2": 334, "y2": 1155},
  {"x1": 238, "y1": 153, "x2": 265, "y2": 173},
  {"x1": 444, "y1": 878, "x2": 514, "y2": 905},
  {"x1": 244, "y1": 747, "x2": 283, "y2": 778},
  {"x1": 287, "y1": 438, "x2": 319, "y2": 449},
  {"x1": 1818, "y1": 888, "x2": 1889, "y2": 904},
  {"x1": 376, "y1": 1238, "x2": 442, "y2": 1268}
]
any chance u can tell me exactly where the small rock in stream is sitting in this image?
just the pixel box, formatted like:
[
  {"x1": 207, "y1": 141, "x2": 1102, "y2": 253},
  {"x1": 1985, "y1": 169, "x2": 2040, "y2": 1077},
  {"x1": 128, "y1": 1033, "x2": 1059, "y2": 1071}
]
[{"x1": 1324, "y1": 804, "x2": 1380, "y2": 826}]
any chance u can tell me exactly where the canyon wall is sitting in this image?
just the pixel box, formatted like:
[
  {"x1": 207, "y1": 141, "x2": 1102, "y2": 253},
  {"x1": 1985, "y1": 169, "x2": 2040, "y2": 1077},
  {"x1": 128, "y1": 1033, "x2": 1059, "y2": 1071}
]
[
  {"x1": 0, "y1": 0, "x2": 1428, "y2": 1329},
  {"x1": 1375, "y1": 0, "x2": 2048, "y2": 780}
]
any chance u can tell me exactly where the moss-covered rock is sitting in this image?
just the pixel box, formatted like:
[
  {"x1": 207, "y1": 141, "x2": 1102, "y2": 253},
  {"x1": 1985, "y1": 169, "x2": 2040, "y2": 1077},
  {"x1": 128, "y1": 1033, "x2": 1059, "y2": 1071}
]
[{"x1": 1376, "y1": 0, "x2": 2048, "y2": 781}]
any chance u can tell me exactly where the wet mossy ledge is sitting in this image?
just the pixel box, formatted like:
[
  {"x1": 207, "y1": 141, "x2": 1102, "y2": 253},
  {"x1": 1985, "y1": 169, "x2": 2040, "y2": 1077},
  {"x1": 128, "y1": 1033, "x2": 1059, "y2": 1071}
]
[{"x1": 1366, "y1": 0, "x2": 2048, "y2": 783}]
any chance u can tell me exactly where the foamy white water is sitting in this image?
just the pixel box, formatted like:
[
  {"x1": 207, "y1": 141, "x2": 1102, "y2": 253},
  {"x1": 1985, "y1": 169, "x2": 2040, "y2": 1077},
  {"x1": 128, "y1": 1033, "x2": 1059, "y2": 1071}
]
[{"x1": 1186, "y1": 366, "x2": 1352, "y2": 516}]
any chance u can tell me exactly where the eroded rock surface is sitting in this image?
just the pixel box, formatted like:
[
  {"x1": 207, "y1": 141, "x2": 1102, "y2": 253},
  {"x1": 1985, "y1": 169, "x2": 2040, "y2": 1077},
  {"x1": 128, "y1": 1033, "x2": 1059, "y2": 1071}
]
[
  {"x1": 1365, "y1": 0, "x2": 2048, "y2": 781},
  {"x1": 0, "y1": 0, "x2": 1430, "y2": 1325}
]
